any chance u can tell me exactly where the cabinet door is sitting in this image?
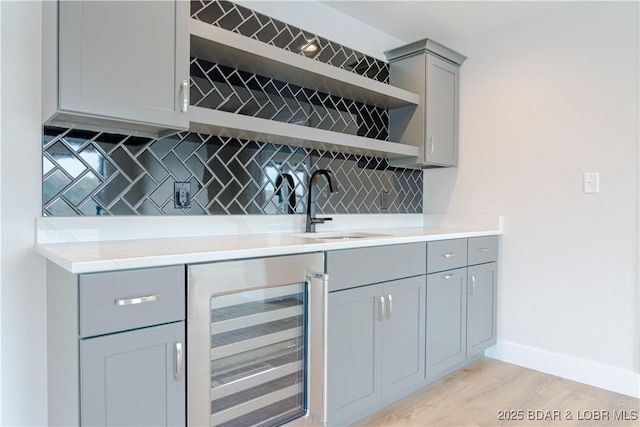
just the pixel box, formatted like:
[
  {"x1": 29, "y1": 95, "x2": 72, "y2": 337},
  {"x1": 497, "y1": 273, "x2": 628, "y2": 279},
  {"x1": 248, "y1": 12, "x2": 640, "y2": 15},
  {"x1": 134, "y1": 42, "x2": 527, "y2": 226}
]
[
  {"x1": 327, "y1": 284, "x2": 382, "y2": 423},
  {"x1": 58, "y1": 0, "x2": 189, "y2": 130},
  {"x1": 81, "y1": 321, "x2": 185, "y2": 427},
  {"x1": 467, "y1": 262, "x2": 498, "y2": 356},
  {"x1": 426, "y1": 268, "x2": 467, "y2": 378},
  {"x1": 425, "y1": 54, "x2": 460, "y2": 166},
  {"x1": 381, "y1": 276, "x2": 426, "y2": 398}
]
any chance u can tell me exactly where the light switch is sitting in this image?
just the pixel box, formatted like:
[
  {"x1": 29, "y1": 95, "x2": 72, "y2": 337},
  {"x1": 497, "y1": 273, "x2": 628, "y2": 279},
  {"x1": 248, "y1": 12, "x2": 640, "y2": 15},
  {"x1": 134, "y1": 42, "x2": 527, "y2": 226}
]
[{"x1": 583, "y1": 172, "x2": 599, "y2": 194}]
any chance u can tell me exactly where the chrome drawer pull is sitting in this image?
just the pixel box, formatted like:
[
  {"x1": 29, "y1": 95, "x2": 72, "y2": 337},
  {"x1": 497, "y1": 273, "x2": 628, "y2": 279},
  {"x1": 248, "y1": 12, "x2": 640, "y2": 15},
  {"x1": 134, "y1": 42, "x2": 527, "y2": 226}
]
[
  {"x1": 386, "y1": 294, "x2": 393, "y2": 320},
  {"x1": 479, "y1": 248, "x2": 491, "y2": 253},
  {"x1": 442, "y1": 253, "x2": 456, "y2": 258},
  {"x1": 115, "y1": 294, "x2": 160, "y2": 306},
  {"x1": 175, "y1": 342, "x2": 183, "y2": 381},
  {"x1": 444, "y1": 274, "x2": 456, "y2": 280},
  {"x1": 471, "y1": 275, "x2": 476, "y2": 295}
]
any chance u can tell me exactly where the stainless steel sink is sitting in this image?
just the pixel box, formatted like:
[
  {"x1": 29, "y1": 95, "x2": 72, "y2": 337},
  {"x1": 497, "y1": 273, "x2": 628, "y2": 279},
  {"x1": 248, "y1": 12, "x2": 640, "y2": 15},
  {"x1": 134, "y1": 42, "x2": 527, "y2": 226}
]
[{"x1": 300, "y1": 232, "x2": 390, "y2": 240}]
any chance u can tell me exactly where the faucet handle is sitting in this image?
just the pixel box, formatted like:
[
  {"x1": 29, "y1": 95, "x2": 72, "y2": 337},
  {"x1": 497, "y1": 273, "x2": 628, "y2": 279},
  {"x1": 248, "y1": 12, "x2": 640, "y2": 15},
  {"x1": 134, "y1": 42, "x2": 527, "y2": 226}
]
[{"x1": 311, "y1": 217, "x2": 333, "y2": 225}]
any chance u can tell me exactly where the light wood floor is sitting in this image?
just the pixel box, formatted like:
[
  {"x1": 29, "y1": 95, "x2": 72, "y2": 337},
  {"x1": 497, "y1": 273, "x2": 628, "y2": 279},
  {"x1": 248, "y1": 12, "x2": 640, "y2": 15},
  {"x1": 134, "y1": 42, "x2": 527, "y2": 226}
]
[{"x1": 352, "y1": 358, "x2": 639, "y2": 427}]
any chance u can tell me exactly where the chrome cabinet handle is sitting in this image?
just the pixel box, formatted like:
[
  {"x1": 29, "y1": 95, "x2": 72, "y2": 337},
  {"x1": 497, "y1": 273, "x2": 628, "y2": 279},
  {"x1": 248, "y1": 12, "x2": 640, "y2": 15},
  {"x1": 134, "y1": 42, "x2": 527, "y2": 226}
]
[
  {"x1": 444, "y1": 273, "x2": 456, "y2": 280},
  {"x1": 181, "y1": 80, "x2": 189, "y2": 112},
  {"x1": 479, "y1": 248, "x2": 491, "y2": 253},
  {"x1": 306, "y1": 271, "x2": 329, "y2": 422},
  {"x1": 386, "y1": 295, "x2": 393, "y2": 320},
  {"x1": 470, "y1": 275, "x2": 476, "y2": 295},
  {"x1": 115, "y1": 294, "x2": 160, "y2": 306},
  {"x1": 175, "y1": 342, "x2": 183, "y2": 381},
  {"x1": 442, "y1": 253, "x2": 456, "y2": 258},
  {"x1": 428, "y1": 136, "x2": 435, "y2": 154},
  {"x1": 378, "y1": 296, "x2": 386, "y2": 321}
]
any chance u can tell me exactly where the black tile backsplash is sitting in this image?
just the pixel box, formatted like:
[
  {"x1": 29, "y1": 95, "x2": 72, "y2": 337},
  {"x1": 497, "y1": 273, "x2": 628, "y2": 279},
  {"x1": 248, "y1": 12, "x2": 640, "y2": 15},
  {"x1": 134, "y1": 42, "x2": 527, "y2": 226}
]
[{"x1": 43, "y1": 127, "x2": 422, "y2": 216}]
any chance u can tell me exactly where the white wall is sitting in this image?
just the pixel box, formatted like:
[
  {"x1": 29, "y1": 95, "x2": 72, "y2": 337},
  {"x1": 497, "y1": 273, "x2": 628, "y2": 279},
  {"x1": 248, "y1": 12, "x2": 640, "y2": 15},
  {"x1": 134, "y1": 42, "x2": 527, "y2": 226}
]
[
  {"x1": 424, "y1": 2, "x2": 639, "y2": 396},
  {"x1": 0, "y1": 1, "x2": 48, "y2": 425},
  {"x1": 0, "y1": 0, "x2": 3, "y2": 420}
]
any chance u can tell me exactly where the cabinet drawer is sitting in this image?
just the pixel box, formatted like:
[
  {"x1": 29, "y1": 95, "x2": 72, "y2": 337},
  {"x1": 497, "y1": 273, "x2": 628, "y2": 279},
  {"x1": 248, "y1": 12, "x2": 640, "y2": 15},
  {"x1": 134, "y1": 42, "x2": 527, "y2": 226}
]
[
  {"x1": 468, "y1": 236, "x2": 499, "y2": 265},
  {"x1": 327, "y1": 243, "x2": 426, "y2": 292},
  {"x1": 80, "y1": 265, "x2": 184, "y2": 338},
  {"x1": 427, "y1": 239, "x2": 467, "y2": 273}
]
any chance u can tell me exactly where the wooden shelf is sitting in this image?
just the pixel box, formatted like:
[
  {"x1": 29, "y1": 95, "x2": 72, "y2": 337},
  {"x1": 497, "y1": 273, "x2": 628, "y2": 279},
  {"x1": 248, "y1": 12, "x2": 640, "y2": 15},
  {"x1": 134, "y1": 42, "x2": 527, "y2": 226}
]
[
  {"x1": 188, "y1": 106, "x2": 419, "y2": 160},
  {"x1": 189, "y1": 19, "x2": 419, "y2": 109}
]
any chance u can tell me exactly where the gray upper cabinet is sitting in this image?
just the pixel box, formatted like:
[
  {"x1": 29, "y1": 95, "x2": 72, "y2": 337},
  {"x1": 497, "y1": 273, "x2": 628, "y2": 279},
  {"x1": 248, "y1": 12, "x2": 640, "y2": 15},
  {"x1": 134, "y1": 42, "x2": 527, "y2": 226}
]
[
  {"x1": 386, "y1": 39, "x2": 466, "y2": 168},
  {"x1": 43, "y1": 1, "x2": 189, "y2": 137}
]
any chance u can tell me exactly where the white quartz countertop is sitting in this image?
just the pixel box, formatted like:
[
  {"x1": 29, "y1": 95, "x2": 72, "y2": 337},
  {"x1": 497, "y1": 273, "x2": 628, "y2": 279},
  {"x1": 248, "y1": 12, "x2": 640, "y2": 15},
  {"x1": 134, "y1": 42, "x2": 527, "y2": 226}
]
[{"x1": 36, "y1": 225, "x2": 501, "y2": 274}]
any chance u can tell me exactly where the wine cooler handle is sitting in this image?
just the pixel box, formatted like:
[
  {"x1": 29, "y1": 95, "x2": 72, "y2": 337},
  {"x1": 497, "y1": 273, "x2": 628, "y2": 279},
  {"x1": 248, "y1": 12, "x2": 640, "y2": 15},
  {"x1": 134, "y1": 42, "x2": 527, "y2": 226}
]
[{"x1": 306, "y1": 271, "x2": 329, "y2": 423}]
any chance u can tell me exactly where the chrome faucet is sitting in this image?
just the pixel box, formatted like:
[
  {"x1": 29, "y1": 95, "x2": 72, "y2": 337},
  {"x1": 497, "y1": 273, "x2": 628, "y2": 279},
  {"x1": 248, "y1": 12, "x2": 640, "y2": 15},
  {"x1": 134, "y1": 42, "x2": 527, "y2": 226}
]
[{"x1": 305, "y1": 169, "x2": 337, "y2": 233}]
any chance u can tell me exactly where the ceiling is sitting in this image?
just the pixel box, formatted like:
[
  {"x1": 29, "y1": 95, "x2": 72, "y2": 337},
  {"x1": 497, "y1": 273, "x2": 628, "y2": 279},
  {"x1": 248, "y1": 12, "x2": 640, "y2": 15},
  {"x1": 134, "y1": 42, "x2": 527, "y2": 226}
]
[{"x1": 319, "y1": 1, "x2": 573, "y2": 46}]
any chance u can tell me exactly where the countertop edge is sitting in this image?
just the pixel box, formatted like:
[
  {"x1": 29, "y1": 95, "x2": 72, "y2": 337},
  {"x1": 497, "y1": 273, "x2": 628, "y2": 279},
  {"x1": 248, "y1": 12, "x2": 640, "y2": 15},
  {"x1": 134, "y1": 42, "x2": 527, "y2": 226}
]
[{"x1": 36, "y1": 227, "x2": 502, "y2": 274}]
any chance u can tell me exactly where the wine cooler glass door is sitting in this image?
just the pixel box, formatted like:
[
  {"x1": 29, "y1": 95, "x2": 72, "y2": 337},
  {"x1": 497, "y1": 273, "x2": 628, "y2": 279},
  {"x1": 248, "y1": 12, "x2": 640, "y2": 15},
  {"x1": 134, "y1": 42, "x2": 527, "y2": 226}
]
[{"x1": 188, "y1": 253, "x2": 325, "y2": 427}]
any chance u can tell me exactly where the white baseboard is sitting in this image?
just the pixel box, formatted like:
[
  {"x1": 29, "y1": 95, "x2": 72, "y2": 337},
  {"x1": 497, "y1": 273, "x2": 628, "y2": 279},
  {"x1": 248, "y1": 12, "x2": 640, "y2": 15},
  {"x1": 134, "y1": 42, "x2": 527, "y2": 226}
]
[{"x1": 485, "y1": 340, "x2": 640, "y2": 398}]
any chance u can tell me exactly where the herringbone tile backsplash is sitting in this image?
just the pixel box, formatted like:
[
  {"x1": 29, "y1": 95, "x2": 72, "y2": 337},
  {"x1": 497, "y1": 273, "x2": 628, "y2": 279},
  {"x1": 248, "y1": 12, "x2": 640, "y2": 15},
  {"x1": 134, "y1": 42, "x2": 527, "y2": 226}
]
[
  {"x1": 43, "y1": 127, "x2": 422, "y2": 216},
  {"x1": 42, "y1": 0, "x2": 423, "y2": 217}
]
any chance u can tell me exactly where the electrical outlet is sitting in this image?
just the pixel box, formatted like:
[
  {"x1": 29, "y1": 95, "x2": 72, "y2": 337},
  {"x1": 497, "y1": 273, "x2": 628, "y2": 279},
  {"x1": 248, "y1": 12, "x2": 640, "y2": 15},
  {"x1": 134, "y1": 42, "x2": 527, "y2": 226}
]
[
  {"x1": 380, "y1": 190, "x2": 389, "y2": 210},
  {"x1": 174, "y1": 182, "x2": 191, "y2": 208}
]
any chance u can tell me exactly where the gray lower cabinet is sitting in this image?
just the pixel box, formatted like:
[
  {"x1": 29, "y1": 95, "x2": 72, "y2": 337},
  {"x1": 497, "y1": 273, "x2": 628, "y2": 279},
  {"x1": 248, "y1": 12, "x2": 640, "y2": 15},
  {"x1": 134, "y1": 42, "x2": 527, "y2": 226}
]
[
  {"x1": 381, "y1": 277, "x2": 426, "y2": 397},
  {"x1": 467, "y1": 262, "x2": 498, "y2": 357},
  {"x1": 43, "y1": 0, "x2": 189, "y2": 136},
  {"x1": 326, "y1": 242, "x2": 427, "y2": 426},
  {"x1": 327, "y1": 283, "x2": 382, "y2": 421},
  {"x1": 327, "y1": 276, "x2": 426, "y2": 424},
  {"x1": 426, "y1": 236, "x2": 499, "y2": 380},
  {"x1": 46, "y1": 263, "x2": 186, "y2": 426},
  {"x1": 81, "y1": 322, "x2": 185, "y2": 427},
  {"x1": 426, "y1": 268, "x2": 467, "y2": 377}
]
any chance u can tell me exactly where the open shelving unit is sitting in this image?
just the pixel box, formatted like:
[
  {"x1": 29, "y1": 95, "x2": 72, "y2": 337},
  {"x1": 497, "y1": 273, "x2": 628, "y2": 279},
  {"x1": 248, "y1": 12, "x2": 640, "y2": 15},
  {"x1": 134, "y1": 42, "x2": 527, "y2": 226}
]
[{"x1": 188, "y1": 18, "x2": 420, "y2": 160}]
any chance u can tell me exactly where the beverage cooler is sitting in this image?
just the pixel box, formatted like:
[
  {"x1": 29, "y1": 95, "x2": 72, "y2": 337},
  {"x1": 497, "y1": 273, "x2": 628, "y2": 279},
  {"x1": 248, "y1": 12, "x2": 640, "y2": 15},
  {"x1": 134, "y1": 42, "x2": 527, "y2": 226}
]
[{"x1": 187, "y1": 253, "x2": 326, "y2": 427}]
